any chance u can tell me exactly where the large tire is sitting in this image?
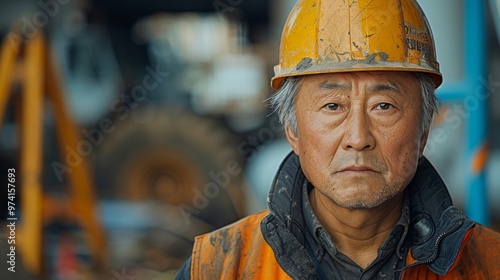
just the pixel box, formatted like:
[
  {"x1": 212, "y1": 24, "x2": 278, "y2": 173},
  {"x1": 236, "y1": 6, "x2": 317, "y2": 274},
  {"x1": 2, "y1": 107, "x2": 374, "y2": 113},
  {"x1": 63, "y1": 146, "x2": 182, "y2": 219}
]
[{"x1": 95, "y1": 108, "x2": 246, "y2": 228}]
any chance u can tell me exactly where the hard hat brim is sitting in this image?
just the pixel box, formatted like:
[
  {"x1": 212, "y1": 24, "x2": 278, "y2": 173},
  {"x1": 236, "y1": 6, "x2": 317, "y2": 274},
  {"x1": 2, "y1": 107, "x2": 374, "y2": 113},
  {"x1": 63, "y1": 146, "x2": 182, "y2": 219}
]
[{"x1": 271, "y1": 60, "x2": 443, "y2": 90}]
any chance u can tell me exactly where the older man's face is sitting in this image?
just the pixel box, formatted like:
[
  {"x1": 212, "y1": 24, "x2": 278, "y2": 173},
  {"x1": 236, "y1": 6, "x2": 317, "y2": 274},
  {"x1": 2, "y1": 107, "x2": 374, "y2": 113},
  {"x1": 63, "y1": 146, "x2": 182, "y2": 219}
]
[{"x1": 286, "y1": 72, "x2": 428, "y2": 209}]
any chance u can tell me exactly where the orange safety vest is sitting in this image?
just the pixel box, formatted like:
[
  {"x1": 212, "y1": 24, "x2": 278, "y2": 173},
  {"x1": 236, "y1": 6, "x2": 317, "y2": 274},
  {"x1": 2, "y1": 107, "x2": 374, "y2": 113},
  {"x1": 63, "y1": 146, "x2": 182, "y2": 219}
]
[{"x1": 191, "y1": 210, "x2": 500, "y2": 280}]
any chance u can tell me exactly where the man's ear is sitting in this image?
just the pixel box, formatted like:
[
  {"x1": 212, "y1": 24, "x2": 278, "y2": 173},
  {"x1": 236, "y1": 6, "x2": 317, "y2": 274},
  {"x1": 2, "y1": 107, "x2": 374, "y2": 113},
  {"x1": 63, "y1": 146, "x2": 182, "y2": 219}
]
[
  {"x1": 419, "y1": 129, "x2": 429, "y2": 158},
  {"x1": 285, "y1": 125, "x2": 300, "y2": 155}
]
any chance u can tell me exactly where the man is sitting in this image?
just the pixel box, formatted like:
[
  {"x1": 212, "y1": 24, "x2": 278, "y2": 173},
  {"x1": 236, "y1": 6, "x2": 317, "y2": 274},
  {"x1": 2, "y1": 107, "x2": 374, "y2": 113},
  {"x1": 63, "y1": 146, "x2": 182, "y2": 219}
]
[{"x1": 175, "y1": 0, "x2": 500, "y2": 279}]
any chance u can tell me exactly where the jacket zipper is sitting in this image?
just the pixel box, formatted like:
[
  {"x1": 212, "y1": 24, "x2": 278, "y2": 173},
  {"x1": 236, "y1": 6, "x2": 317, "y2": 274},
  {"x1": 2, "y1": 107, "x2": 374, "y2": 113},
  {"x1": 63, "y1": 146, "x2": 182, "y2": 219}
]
[{"x1": 402, "y1": 220, "x2": 463, "y2": 271}]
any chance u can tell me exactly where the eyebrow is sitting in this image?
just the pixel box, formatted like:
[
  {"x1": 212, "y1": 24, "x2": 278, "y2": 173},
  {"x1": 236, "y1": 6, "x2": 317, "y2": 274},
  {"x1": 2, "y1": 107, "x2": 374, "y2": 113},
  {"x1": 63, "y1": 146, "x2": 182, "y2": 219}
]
[
  {"x1": 318, "y1": 81, "x2": 352, "y2": 90},
  {"x1": 368, "y1": 83, "x2": 402, "y2": 93},
  {"x1": 317, "y1": 80, "x2": 403, "y2": 94}
]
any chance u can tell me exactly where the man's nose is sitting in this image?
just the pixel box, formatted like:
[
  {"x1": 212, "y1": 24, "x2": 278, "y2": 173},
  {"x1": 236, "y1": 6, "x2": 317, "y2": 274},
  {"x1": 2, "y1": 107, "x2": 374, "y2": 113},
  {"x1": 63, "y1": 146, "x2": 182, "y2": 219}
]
[{"x1": 340, "y1": 108, "x2": 376, "y2": 151}]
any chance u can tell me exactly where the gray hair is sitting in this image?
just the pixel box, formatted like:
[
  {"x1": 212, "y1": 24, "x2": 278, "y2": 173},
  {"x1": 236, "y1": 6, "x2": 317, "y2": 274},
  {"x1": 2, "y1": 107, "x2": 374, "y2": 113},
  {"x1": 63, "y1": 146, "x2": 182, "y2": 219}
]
[{"x1": 269, "y1": 73, "x2": 440, "y2": 134}]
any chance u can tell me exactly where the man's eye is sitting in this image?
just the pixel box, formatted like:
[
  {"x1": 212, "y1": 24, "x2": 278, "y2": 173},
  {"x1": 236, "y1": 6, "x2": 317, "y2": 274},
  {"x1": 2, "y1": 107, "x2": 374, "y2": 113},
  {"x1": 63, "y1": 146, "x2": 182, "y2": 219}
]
[
  {"x1": 324, "y1": 103, "x2": 339, "y2": 111},
  {"x1": 377, "y1": 103, "x2": 394, "y2": 110}
]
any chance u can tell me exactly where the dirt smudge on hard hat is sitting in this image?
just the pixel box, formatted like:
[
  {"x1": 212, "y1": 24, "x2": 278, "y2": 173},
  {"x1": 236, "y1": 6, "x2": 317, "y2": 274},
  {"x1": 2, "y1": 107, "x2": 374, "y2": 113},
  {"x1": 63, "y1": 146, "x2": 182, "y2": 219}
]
[
  {"x1": 296, "y1": 57, "x2": 314, "y2": 71},
  {"x1": 364, "y1": 53, "x2": 377, "y2": 63},
  {"x1": 379, "y1": 52, "x2": 389, "y2": 61},
  {"x1": 352, "y1": 41, "x2": 362, "y2": 51},
  {"x1": 364, "y1": 52, "x2": 389, "y2": 63}
]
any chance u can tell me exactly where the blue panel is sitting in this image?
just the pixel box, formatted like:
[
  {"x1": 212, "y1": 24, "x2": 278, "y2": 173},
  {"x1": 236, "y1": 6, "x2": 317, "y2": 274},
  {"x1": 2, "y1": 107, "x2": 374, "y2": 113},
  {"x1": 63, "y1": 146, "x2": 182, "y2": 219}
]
[
  {"x1": 464, "y1": 0, "x2": 489, "y2": 225},
  {"x1": 436, "y1": 0, "x2": 489, "y2": 225}
]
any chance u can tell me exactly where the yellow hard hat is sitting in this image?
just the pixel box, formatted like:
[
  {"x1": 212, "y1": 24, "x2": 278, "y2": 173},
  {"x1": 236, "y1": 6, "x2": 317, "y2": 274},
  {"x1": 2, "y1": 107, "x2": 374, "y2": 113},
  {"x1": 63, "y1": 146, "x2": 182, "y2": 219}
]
[{"x1": 271, "y1": 0, "x2": 443, "y2": 90}]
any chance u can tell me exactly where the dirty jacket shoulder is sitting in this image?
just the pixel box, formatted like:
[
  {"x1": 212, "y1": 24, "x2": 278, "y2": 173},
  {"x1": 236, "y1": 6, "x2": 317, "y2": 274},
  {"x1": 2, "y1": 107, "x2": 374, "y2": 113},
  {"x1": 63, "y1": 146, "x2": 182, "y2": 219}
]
[{"x1": 190, "y1": 209, "x2": 291, "y2": 279}]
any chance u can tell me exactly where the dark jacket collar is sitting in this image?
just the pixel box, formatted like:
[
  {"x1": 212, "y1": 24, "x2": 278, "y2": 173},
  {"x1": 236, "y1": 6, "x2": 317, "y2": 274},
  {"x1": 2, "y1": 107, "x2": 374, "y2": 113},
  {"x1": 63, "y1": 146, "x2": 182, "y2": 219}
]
[{"x1": 262, "y1": 152, "x2": 475, "y2": 277}]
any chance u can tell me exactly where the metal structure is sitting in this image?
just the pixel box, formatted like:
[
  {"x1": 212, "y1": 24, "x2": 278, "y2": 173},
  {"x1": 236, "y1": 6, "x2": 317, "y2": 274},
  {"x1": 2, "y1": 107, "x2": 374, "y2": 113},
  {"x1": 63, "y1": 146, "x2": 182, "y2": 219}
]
[{"x1": 0, "y1": 31, "x2": 107, "y2": 276}]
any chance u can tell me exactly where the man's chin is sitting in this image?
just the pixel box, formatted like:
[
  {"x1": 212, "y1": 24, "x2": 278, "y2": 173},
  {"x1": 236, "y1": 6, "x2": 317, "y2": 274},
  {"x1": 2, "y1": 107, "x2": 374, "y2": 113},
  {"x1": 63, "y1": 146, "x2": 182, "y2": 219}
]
[{"x1": 333, "y1": 199, "x2": 386, "y2": 210}]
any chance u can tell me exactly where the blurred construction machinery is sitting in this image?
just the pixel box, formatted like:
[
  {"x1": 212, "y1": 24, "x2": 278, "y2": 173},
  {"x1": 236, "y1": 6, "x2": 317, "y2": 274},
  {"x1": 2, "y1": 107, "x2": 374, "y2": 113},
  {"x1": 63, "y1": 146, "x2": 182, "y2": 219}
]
[{"x1": 0, "y1": 1, "x2": 265, "y2": 278}]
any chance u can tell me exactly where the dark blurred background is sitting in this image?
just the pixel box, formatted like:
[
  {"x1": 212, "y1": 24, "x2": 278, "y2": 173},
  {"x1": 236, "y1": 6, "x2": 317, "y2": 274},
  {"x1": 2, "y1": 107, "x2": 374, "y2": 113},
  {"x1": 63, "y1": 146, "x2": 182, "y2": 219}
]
[{"x1": 0, "y1": 0, "x2": 499, "y2": 279}]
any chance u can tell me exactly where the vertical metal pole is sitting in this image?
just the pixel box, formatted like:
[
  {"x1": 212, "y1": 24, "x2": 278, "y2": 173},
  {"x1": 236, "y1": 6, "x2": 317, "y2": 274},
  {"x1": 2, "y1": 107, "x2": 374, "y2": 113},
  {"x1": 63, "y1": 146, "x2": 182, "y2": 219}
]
[
  {"x1": 20, "y1": 33, "x2": 45, "y2": 275},
  {"x1": 465, "y1": 0, "x2": 489, "y2": 225},
  {"x1": 46, "y1": 48, "x2": 108, "y2": 272},
  {"x1": 0, "y1": 34, "x2": 20, "y2": 126}
]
